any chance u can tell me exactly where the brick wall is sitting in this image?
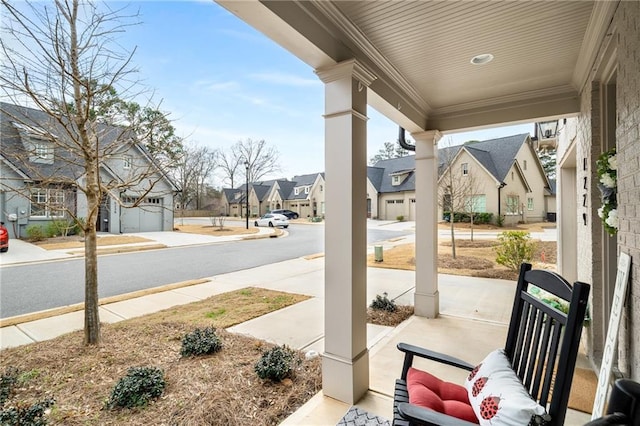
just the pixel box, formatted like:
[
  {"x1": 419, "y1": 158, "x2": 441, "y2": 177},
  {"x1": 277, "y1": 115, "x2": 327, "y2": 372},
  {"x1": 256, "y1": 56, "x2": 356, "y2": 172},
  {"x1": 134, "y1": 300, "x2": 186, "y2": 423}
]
[{"x1": 616, "y1": 1, "x2": 640, "y2": 379}]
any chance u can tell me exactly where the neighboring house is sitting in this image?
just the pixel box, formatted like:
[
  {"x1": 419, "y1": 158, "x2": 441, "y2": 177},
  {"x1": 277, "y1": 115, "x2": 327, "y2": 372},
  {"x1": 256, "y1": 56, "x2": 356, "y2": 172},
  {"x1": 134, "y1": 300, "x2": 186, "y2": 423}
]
[
  {"x1": 544, "y1": 179, "x2": 557, "y2": 222},
  {"x1": 0, "y1": 103, "x2": 177, "y2": 239},
  {"x1": 369, "y1": 134, "x2": 551, "y2": 223},
  {"x1": 283, "y1": 173, "x2": 325, "y2": 218},
  {"x1": 221, "y1": 173, "x2": 326, "y2": 219},
  {"x1": 369, "y1": 155, "x2": 417, "y2": 220},
  {"x1": 366, "y1": 166, "x2": 384, "y2": 218},
  {"x1": 438, "y1": 134, "x2": 551, "y2": 225},
  {"x1": 220, "y1": 187, "x2": 246, "y2": 217}
]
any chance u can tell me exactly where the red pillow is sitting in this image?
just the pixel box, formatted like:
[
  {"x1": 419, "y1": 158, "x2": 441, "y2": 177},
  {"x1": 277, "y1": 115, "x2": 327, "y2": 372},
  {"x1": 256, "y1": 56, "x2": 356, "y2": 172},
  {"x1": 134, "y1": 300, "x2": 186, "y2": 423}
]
[{"x1": 407, "y1": 367, "x2": 479, "y2": 424}]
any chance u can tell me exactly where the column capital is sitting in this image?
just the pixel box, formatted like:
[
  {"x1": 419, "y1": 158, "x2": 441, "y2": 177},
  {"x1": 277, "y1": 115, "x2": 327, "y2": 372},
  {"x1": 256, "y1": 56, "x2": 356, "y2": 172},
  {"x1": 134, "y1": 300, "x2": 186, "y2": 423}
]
[
  {"x1": 411, "y1": 130, "x2": 443, "y2": 145},
  {"x1": 315, "y1": 59, "x2": 377, "y2": 86}
]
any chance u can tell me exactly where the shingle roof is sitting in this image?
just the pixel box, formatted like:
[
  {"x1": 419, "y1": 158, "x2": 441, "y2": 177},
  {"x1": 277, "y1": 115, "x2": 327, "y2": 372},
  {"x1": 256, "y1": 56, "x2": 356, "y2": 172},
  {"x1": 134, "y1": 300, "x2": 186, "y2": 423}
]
[
  {"x1": 0, "y1": 102, "x2": 177, "y2": 189},
  {"x1": 373, "y1": 134, "x2": 531, "y2": 194},
  {"x1": 367, "y1": 166, "x2": 384, "y2": 192},
  {"x1": 372, "y1": 154, "x2": 417, "y2": 193},
  {"x1": 252, "y1": 184, "x2": 271, "y2": 201},
  {"x1": 288, "y1": 172, "x2": 324, "y2": 199},
  {"x1": 223, "y1": 187, "x2": 245, "y2": 204}
]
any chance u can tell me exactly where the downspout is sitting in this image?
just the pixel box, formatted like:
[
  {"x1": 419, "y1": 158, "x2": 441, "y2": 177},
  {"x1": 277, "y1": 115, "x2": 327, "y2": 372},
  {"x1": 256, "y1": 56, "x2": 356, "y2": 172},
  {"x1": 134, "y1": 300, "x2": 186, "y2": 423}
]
[
  {"x1": 398, "y1": 127, "x2": 416, "y2": 152},
  {"x1": 497, "y1": 182, "x2": 506, "y2": 217}
]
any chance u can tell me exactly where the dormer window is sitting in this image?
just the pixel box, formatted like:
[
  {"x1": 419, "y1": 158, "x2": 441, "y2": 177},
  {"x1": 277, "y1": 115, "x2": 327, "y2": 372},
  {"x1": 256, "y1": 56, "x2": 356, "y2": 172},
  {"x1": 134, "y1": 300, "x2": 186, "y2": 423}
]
[
  {"x1": 123, "y1": 155, "x2": 132, "y2": 169},
  {"x1": 305, "y1": 186, "x2": 310, "y2": 194},
  {"x1": 234, "y1": 192, "x2": 242, "y2": 200},
  {"x1": 390, "y1": 170, "x2": 412, "y2": 186},
  {"x1": 393, "y1": 176, "x2": 400, "y2": 184},
  {"x1": 294, "y1": 187, "x2": 300, "y2": 195},
  {"x1": 32, "y1": 141, "x2": 54, "y2": 163}
]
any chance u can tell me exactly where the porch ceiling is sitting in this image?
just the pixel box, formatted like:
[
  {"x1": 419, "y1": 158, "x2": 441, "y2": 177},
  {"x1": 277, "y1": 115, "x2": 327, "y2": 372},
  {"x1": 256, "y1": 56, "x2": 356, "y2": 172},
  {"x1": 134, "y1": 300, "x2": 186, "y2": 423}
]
[{"x1": 217, "y1": 0, "x2": 618, "y2": 132}]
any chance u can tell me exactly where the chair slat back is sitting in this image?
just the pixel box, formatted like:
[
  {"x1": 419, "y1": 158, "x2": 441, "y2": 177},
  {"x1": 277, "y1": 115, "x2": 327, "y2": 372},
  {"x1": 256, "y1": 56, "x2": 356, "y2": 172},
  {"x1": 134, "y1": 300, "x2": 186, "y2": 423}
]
[{"x1": 504, "y1": 263, "x2": 590, "y2": 426}]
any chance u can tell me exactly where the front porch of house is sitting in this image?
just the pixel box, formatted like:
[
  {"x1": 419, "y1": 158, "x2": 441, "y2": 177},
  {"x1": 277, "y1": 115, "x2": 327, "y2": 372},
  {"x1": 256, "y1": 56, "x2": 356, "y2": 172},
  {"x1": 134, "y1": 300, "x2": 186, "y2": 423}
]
[
  {"x1": 282, "y1": 315, "x2": 592, "y2": 425},
  {"x1": 216, "y1": 0, "x2": 640, "y2": 414}
]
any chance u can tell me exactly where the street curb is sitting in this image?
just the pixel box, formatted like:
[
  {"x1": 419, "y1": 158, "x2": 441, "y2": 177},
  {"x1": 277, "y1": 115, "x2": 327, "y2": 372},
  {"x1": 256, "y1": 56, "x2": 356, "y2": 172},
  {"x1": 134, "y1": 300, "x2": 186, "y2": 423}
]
[{"x1": 0, "y1": 278, "x2": 210, "y2": 328}]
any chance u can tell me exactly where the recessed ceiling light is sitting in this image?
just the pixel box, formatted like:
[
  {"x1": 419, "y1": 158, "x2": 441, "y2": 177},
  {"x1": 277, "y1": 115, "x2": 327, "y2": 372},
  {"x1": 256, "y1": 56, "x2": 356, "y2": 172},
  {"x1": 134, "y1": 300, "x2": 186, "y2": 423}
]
[{"x1": 471, "y1": 54, "x2": 494, "y2": 65}]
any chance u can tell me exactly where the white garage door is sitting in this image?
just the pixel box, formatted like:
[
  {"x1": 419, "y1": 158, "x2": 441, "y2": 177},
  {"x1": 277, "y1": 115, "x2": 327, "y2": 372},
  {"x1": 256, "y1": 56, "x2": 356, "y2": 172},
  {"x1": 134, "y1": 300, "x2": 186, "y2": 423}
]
[
  {"x1": 385, "y1": 199, "x2": 404, "y2": 220},
  {"x1": 121, "y1": 197, "x2": 164, "y2": 233}
]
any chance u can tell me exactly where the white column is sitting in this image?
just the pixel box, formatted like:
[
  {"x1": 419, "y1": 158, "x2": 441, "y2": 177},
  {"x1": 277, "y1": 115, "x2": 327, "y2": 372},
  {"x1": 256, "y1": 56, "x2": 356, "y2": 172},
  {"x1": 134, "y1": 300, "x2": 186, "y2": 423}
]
[
  {"x1": 315, "y1": 59, "x2": 376, "y2": 404},
  {"x1": 412, "y1": 130, "x2": 442, "y2": 318}
]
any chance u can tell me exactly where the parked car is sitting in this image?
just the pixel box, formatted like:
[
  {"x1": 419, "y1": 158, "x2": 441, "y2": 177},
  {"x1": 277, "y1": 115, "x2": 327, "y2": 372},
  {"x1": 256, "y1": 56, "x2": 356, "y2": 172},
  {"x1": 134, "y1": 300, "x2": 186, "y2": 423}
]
[
  {"x1": 0, "y1": 222, "x2": 9, "y2": 252},
  {"x1": 254, "y1": 213, "x2": 289, "y2": 228},
  {"x1": 270, "y1": 209, "x2": 299, "y2": 220}
]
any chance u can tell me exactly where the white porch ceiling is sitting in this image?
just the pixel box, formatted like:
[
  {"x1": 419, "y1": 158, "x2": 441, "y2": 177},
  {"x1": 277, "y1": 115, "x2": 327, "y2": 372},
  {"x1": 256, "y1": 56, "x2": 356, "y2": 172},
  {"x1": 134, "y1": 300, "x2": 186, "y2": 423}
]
[{"x1": 217, "y1": 0, "x2": 618, "y2": 133}]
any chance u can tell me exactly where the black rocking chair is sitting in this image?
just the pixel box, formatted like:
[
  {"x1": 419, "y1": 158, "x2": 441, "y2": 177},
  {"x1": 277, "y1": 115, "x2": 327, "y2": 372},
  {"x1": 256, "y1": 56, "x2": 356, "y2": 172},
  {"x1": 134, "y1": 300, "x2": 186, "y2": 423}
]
[{"x1": 394, "y1": 263, "x2": 591, "y2": 426}]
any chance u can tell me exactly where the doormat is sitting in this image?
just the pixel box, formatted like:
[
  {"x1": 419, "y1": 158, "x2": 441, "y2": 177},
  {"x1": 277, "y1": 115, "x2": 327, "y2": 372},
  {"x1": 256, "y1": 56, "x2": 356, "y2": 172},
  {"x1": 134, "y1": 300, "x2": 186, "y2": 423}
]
[
  {"x1": 336, "y1": 406, "x2": 390, "y2": 426},
  {"x1": 568, "y1": 367, "x2": 598, "y2": 414}
]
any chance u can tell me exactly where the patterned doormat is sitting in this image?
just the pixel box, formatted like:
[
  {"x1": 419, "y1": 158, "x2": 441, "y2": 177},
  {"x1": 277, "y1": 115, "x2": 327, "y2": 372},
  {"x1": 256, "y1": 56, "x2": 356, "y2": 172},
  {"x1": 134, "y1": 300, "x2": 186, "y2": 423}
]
[{"x1": 336, "y1": 406, "x2": 390, "y2": 426}]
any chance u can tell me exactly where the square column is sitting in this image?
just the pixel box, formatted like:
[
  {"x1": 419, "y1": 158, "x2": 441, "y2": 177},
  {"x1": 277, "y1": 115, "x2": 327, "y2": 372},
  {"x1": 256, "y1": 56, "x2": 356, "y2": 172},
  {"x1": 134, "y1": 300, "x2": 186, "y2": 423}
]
[
  {"x1": 315, "y1": 59, "x2": 376, "y2": 404},
  {"x1": 412, "y1": 130, "x2": 442, "y2": 318}
]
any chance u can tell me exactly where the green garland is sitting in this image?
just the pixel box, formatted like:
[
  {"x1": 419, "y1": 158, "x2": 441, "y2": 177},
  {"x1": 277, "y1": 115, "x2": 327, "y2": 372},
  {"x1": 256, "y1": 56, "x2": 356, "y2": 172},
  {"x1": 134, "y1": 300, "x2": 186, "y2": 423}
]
[{"x1": 596, "y1": 148, "x2": 617, "y2": 236}]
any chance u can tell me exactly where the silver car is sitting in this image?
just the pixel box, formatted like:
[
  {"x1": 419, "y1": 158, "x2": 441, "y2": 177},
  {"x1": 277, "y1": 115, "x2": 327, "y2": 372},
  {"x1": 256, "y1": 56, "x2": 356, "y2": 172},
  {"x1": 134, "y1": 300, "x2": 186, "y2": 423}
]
[{"x1": 254, "y1": 213, "x2": 289, "y2": 228}]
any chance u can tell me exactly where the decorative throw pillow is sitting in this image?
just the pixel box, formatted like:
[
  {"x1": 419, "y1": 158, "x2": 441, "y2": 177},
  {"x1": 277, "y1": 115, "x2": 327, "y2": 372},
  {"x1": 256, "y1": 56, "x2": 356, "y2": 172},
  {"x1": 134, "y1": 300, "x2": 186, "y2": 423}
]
[
  {"x1": 407, "y1": 367, "x2": 479, "y2": 423},
  {"x1": 464, "y1": 349, "x2": 550, "y2": 425}
]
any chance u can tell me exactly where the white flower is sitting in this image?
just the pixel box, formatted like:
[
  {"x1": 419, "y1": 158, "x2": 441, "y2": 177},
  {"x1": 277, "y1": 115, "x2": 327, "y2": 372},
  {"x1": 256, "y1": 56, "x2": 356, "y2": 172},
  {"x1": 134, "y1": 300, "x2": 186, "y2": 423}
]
[
  {"x1": 597, "y1": 206, "x2": 605, "y2": 219},
  {"x1": 600, "y1": 173, "x2": 616, "y2": 188},
  {"x1": 605, "y1": 209, "x2": 618, "y2": 229},
  {"x1": 608, "y1": 154, "x2": 618, "y2": 171}
]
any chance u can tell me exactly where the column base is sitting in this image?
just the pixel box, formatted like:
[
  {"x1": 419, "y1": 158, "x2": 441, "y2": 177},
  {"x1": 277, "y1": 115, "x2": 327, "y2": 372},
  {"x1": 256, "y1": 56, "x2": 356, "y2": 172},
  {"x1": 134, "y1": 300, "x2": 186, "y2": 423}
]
[
  {"x1": 322, "y1": 348, "x2": 369, "y2": 404},
  {"x1": 414, "y1": 290, "x2": 439, "y2": 318}
]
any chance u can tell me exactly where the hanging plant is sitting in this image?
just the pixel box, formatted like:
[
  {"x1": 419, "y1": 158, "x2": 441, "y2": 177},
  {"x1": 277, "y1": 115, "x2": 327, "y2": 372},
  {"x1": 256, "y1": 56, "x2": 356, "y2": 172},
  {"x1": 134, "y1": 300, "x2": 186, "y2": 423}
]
[{"x1": 596, "y1": 148, "x2": 618, "y2": 236}]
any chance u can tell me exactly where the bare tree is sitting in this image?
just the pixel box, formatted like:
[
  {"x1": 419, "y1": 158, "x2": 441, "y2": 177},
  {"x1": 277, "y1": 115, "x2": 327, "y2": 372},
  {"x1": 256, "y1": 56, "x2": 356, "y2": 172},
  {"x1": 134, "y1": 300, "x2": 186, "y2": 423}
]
[
  {"x1": 437, "y1": 139, "x2": 482, "y2": 258},
  {"x1": 1, "y1": 0, "x2": 173, "y2": 345},
  {"x1": 217, "y1": 148, "x2": 243, "y2": 189},
  {"x1": 236, "y1": 138, "x2": 281, "y2": 183},
  {"x1": 174, "y1": 142, "x2": 217, "y2": 210}
]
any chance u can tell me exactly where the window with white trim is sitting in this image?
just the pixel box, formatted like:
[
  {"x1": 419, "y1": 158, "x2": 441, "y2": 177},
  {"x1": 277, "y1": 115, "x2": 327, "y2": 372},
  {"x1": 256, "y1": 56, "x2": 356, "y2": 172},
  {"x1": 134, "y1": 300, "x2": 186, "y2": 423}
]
[
  {"x1": 123, "y1": 154, "x2": 132, "y2": 169},
  {"x1": 305, "y1": 186, "x2": 310, "y2": 194},
  {"x1": 506, "y1": 195, "x2": 519, "y2": 215},
  {"x1": 30, "y1": 188, "x2": 65, "y2": 218},
  {"x1": 523, "y1": 160, "x2": 527, "y2": 170},
  {"x1": 527, "y1": 197, "x2": 534, "y2": 211},
  {"x1": 462, "y1": 163, "x2": 468, "y2": 176},
  {"x1": 465, "y1": 195, "x2": 487, "y2": 213},
  {"x1": 294, "y1": 188, "x2": 300, "y2": 195},
  {"x1": 31, "y1": 141, "x2": 54, "y2": 164},
  {"x1": 393, "y1": 176, "x2": 400, "y2": 184}
]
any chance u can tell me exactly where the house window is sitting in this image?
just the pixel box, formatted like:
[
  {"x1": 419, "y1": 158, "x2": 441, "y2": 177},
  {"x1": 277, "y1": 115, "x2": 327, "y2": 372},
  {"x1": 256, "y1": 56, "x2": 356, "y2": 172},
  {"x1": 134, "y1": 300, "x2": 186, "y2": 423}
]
[
  {"x1": 123, "y1": 155, "x2": 132, "y2": 169},
  {"x1": 462, "y1": 163, "x2": 468, "y2": 176},
  {"x1": 32, "y1": 141, "x2": 54, "y2": 163},
  {"x1": 30, "y1": 188, "x2": 65, "y2": 218},
  {"x1": 305, "y1": 186, "x2": 310, "y2": 194},
  {"x1": 527, "y1": 197, "x2": 534, "y2": 211},
  {"x1": 523, "y1": 160, "x2": 527, "y2": 171},
  {"x1": 294, "y1": 188, "x2": 300, "y2": 195},
  {"x1": 320, "y1": 185, "x2": 323, "y2": 192},
  {"x1": 386, "y1": 200, "x2": 395, "y2": 204},
  {"x1": 465, "y1": 195, "x2": 487, "y2": 213},
  {"x1": 393, "y1": 176, "x2": 400, "y2": 184},
  {"x1": 506, "y1": 195, "x2": 519, "y2": 215}
]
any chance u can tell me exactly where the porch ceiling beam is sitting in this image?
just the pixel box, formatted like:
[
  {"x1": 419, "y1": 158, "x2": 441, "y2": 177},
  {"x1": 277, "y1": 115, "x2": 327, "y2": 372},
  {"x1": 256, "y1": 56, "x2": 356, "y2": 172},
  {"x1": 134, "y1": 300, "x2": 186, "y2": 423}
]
[{"x1": 427, "y1": 89, "x2": 580, "y2": 133}]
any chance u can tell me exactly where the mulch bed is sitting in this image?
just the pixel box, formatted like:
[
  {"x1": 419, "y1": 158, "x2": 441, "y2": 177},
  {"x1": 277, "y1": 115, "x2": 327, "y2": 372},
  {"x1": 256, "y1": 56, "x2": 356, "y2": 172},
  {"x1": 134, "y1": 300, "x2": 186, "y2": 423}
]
[{"x1": 367, "y1": 306, "x2": 414, "y2": 327}]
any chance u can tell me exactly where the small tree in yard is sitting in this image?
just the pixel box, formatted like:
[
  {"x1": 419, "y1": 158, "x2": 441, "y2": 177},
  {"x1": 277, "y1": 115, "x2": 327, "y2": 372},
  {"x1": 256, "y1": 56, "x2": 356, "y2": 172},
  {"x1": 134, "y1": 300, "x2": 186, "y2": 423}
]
[
  {"x1": 494, "y1": 231, "x2": 536, "y2": 271},
  {"x1": 1, "y1": 0, "x2": 176, "y2": 345}
]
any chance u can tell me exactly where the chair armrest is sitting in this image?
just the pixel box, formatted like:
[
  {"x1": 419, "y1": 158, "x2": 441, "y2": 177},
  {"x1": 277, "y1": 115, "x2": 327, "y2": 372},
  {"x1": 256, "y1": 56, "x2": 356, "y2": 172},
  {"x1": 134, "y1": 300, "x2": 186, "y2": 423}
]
[
  {"x1": 398, "y1": 402, "x2": 478, "y2": 426},
  {"x1": 397, "y1": 342, "x2": 474, "y2": 379}
]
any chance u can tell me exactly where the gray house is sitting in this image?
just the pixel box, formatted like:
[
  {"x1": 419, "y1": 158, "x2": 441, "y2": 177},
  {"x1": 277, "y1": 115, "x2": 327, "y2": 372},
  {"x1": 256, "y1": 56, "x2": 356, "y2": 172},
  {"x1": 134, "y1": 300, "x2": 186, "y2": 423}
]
[{"x1": 0, "y1": 102, "x2": 178, "y2": 238}]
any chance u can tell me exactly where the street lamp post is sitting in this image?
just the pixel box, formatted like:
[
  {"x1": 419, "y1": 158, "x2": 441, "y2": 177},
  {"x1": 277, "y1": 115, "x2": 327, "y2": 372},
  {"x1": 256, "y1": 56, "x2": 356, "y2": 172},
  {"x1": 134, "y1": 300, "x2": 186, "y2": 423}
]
[{"x1": 245, "y1": 161, "x2": 249, "y2": 230}]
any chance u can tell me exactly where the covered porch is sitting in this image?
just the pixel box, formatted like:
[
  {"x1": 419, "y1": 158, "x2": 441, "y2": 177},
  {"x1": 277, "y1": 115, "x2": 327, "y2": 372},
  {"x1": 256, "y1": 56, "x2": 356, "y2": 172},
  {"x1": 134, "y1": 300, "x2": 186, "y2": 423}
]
[{"x1": 215, "y1": 0, "x2": 639, "y2": 418}]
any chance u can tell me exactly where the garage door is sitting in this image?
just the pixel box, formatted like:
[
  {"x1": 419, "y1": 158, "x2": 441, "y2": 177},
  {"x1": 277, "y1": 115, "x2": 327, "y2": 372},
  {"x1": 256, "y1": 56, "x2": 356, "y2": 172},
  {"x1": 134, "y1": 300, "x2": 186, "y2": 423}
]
[
  {"x1": 121, "y1": 197, "x2": 164, "y2": 233},
  {"x1": 385, "y1": 199, "x2": 404, "y2": 220}
]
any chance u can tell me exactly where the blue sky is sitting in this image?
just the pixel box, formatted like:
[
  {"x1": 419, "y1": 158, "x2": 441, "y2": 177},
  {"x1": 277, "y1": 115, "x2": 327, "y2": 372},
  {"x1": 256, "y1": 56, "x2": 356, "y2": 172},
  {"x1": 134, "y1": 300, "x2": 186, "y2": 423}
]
[{"x1": 123, "y1": 1, "x2": 534, "y2": 182}]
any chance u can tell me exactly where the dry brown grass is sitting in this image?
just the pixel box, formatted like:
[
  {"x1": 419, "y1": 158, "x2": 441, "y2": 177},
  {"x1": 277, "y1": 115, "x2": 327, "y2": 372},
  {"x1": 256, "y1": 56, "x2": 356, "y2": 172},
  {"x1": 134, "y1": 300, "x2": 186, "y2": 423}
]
[
  {"x1": 175, "y1": 224, "x2": 258, "y2": 237},
  {"x1": 368, "y1": 237, "x2": 556, "y2": 282},
  {"x1": 0, "y1": 288, "x2": 320, "y2": 425}
]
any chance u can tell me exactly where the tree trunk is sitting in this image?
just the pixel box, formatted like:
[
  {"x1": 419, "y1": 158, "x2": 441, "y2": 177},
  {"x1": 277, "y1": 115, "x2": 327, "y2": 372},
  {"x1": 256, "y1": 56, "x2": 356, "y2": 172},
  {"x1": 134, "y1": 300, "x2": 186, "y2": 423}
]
[
  {"x1": 84, "y1": 190, "x2": 101, "y2": 345},
  {"x1": 450, "y1": 210, "x2": 456, "y2": 259},
  {"x1": 470, "y1": 213, "x2": 475, "y2": 242}
]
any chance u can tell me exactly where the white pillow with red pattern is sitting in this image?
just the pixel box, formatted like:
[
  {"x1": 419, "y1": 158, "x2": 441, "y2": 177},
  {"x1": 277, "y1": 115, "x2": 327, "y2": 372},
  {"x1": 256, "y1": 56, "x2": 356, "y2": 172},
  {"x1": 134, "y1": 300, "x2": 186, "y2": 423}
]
[{"x1": 464, "y1": 349, "x2": 550, "y2": 425}]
